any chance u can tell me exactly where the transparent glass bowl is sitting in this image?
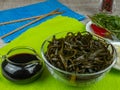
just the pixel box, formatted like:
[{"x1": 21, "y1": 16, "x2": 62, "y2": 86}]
[
  {"x1": 1, "y1": 46, "x2": 44, "y2": 84},
  {"x1": 41, "y1": 31, "x2": 117, "y2": 86}
]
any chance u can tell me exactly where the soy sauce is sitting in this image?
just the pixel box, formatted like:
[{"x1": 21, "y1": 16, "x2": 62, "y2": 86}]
[
  {"x1": 8, "y1": 53, "x2": 39, "y2": 63},
  {"x1": 1, "y1": 53, "x2": 43, "y2": 83}
]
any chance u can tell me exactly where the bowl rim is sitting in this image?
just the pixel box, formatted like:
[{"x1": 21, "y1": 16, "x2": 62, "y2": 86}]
[
  {"x1": 41, "y1": 31, "x2": 117, "y2": 76},
  {"x1": 4, "y1": 46, "x2": 44, "y2": 66}
]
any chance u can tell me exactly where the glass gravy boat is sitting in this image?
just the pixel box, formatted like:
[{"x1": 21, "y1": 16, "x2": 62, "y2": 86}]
[{"x1": 0, "y1": 46, "x2": 44, "y2": 84}]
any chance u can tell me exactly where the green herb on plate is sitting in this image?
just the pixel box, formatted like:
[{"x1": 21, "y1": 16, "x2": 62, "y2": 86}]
[{"x1": 88, "y1": 13, "x2": 120, "y2": 40}]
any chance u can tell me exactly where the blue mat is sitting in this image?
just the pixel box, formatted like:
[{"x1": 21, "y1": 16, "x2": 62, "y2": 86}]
[{"x1": 0, "y1": 0, "x2": 85, "y2": 43}]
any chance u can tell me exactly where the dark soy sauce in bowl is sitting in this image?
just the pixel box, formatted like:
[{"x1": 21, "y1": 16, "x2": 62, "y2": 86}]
[{"x1": 1, "y1": 53, "x2": 43, "y2": 83}]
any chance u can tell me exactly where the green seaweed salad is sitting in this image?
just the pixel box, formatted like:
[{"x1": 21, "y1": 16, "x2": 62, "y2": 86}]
[
  {"x1": 89, "y1": 13, "x2": 120, "y2": 40},
  {"x1": 45, "y1": 32, "x2": 114, "y2": 74}
]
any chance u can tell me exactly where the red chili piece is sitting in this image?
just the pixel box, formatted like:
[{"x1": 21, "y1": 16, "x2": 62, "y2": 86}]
[{"x1": 90, "y1": 24, "x2": 112, "y2": 39}]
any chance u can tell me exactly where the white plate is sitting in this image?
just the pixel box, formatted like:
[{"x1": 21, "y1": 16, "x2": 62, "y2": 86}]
[
  {"x1": 86, "y1": 21, "x2": 120, "y2": 70},
  {"x1": 86, "y1": 21, "x2": 93, "y2": 33},
  {"x1": 111, "y1": 42, "x2": 120, "y2": 70}
]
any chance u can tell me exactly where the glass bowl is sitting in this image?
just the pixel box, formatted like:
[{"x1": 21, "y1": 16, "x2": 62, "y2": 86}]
[
  {"x1": 1, "y1": 46, "x2": 44, "y2": 84},
  {"x1": 41, "y1": 31, "x2": 117, "y2": 86}
]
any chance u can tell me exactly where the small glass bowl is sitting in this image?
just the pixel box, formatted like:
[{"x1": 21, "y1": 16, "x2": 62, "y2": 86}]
[
  {"x1": 41, "y1": 31, "x2": 117, "y2": 86},
  {"x1": 1, "y1": 46, "x2": 44, "y2": 84}
]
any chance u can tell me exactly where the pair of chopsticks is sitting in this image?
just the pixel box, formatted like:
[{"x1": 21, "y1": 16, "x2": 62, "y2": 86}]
[{"x1": 0, "y1": 9, "x2": 64, "y2": 39}]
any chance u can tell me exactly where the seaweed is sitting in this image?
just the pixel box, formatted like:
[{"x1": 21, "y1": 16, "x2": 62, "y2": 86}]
[{"x1": 45, "y1": 32, "x2": 114, "y2": 74}]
